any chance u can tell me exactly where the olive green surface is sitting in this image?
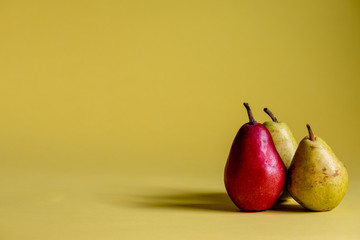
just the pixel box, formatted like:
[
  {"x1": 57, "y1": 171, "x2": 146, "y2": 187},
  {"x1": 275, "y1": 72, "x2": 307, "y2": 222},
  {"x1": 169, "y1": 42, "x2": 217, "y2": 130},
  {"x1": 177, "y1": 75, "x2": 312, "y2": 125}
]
[{"x1": 1, "y1": 0, "x2": 360, "y2": 239}]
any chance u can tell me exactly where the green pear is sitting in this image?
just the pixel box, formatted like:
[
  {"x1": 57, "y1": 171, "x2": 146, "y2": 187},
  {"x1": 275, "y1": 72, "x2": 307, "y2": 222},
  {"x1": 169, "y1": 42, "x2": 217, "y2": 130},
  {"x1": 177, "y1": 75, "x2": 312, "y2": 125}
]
[
  {"x1": 263, "y1": 108, "x2": 298, "y2": 200},
  {"x1": 287, "y1": 124, "x2": 348, "y2": 211},
  {"x1": 263, "y1": 108, "x2": 298, "y2": 169}
]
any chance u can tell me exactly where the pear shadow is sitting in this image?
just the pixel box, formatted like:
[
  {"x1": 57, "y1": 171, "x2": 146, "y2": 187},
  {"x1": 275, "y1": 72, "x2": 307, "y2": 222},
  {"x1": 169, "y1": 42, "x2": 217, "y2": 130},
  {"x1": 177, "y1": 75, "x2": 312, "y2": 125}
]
[
  {"x1": 132, "y1": 192, "x2": 239, "y2": 212},
  {"x1": 128, "y1": 191, "x2": 308, "y2": 213},
  {"x1": 269, "y1": 200, "x2": 308, "y2": 213}
]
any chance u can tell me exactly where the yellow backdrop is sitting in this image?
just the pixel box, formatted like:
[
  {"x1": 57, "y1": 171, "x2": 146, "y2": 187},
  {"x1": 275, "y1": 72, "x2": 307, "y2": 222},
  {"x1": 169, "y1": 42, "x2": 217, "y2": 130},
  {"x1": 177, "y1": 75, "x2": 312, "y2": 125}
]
[{"x1": 1, "y1": 0, "x2": 359, "y2": 239}]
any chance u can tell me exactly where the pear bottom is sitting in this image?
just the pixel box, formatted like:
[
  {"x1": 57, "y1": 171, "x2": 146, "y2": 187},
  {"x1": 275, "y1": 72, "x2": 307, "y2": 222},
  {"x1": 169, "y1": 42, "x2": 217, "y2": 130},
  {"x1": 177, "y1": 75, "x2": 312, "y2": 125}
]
[
  {"x1": 288, "y1": 192, "x2": 345, "y2": 212},
  {"x1": 288, "y1": 178, "x2": 348, "y2": 212}
]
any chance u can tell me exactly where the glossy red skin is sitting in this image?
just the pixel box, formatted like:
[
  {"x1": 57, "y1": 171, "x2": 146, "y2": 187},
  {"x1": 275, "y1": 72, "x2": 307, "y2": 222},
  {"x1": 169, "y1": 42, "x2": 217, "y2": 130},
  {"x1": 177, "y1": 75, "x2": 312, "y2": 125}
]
[{"x1": 224, "y1": 122, "x2": 286, "y2": 211}]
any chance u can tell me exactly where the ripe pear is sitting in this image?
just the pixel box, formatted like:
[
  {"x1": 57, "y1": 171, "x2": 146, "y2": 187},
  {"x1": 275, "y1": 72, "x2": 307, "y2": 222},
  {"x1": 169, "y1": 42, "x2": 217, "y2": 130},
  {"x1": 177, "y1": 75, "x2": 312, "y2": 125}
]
[
  {"x1": 263, "y1": 108, "x2": 297, "y2": 169},
  {"x1": 287, "y1": 124, "x2": 348, "y2": 211},
  {"x1": 224, "y1": 103, "x2": 286, "y2": 211},
  {"x1": 263, "y1": 108, "x2": 298, "y2": 200}
]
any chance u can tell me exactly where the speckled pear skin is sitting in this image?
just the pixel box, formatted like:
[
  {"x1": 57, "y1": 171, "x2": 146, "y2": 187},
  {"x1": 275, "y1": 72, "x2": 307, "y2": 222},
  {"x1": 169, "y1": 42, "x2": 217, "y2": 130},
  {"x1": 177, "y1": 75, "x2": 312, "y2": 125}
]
[
  {"x1": 263, "y1": 121, "x2": 297, "y2": 169},
  {"x1": 287, "y1": 136, "x2": 348, "y2": 211},
  {"x1": 263, "y1": 121, "x2": 297, "y2": 200}
]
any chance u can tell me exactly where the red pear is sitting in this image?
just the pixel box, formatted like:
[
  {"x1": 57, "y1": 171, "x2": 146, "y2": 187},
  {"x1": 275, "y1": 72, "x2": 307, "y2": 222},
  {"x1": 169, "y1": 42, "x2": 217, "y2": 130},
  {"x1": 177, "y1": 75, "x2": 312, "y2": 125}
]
[{"x1": 224, "y1": 103, "x2": 286, "y2": 211}]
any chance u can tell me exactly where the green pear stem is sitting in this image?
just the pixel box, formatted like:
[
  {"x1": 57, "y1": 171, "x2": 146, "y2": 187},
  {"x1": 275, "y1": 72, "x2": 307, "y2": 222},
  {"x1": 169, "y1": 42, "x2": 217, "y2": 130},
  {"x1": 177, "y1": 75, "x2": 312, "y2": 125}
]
[
  {"x1": 263, "y1": 108, "x2": 278, "y2": 123},
  {"x1": 243, "y1": 102, "x2": 256, "y2": 125},
  {"x1": 306, "y1": 124, "x2": 315, "y2": 141}
]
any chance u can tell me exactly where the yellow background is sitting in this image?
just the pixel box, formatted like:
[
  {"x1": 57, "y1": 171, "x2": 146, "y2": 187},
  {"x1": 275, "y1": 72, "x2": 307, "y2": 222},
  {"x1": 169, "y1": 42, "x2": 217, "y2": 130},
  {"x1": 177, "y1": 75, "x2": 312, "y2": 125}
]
[{"x1": 1, "y1": 0, "x2": 360, "y2": 239}]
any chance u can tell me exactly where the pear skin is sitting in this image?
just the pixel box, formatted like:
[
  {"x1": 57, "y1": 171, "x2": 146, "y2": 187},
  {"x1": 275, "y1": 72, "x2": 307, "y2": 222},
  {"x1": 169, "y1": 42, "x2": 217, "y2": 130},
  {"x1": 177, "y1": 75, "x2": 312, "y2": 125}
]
[
  {"x1": 263, "y1": 121, "x2": 297, "y2": 169},
  {"x1": 287, "y1": 125, "x2": 348, "y2": 211},
  {"x1": 263, "y1": 108, "x2": 298, "y2": 201}
]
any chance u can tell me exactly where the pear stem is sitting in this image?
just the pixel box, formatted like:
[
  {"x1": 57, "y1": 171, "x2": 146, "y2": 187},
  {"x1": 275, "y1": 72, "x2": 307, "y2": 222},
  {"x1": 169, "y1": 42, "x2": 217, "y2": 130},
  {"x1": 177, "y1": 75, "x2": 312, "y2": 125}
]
[
  {"x1": 306, "y1": 124, "x2": 315, "y2": 141},
  {"x1": 263, "y1": 108, "x2": 278, "y2": 123},
  {"x1": 243, "y1": 102, "x2": 256, "y2": 125}
]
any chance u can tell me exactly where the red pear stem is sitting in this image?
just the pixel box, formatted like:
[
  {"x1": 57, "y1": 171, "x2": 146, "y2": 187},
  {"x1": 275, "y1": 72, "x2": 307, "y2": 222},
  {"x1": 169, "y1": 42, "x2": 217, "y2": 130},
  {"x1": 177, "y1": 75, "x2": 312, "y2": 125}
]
[
  {"x1": 306, "y1": 124, "x2": 315, "y2": 141},
  {"x1": 243, "y1": 102, "x2": 256, "y2": 125},
  {"x1": 263, "y1": 108, "x2": 278, "y2": 123}
]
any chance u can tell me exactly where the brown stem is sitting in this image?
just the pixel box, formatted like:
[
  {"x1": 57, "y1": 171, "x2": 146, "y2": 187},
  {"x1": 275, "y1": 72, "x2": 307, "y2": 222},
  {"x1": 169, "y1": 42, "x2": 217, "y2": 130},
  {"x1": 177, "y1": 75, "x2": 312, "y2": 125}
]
[
  {"x1": 306, "y1": 124, "x2": 315, "y2": 141},
  {"x1": 263, "y1": 108, "x2": 278, "y2": 123},
  {"x1": 243, "y1": 102, "x2": 257, "y2": 125}
]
